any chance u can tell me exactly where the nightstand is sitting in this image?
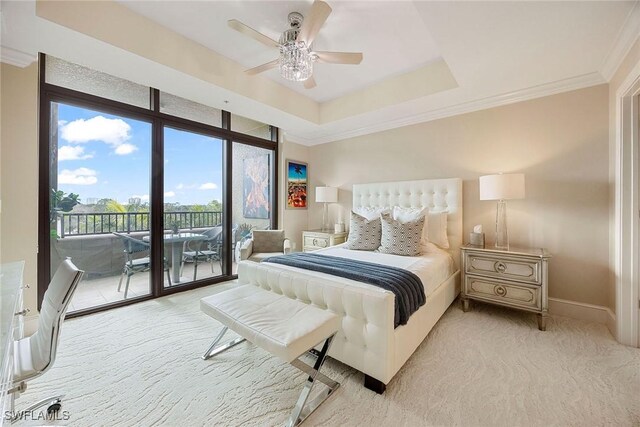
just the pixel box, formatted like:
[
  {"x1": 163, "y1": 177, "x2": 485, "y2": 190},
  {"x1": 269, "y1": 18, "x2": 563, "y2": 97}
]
[
  {"x1": 460, "y1": 244, "x2": 551, "y2": 330},
  {"x1": 302, "y1": 229, "x2": 347, "y2": 252}
]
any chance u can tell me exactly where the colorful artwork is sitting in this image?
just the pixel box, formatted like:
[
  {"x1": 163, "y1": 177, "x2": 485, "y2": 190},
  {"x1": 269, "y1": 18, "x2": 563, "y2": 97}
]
[
  {"x1": 243, "y1": 155, "x2": 270, "y2": 219},
  {"x1": 286, "y1": 160, "x2": 308, "y2": 209}
]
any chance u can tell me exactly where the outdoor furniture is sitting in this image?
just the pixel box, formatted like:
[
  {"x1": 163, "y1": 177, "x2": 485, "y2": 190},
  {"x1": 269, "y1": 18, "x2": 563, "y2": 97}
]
[
  {"x1": 144, "y1": 232, "x2": 207, "y2": 284},
  {"x1": 236, "y1": 230, "x2": 292, "y2": 263},
  {"x1": 180, "y1": 226, "x2": 223, "y2": 281},
  {"x1": 114, "y1": 233, "x2": 172, "y2": 298}
]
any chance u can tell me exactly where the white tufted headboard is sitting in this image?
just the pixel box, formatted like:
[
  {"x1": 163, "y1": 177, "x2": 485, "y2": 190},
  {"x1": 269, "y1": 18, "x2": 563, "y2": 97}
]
[{"x1": 352, "y1": 178, "x2": 463, "y2": 269}]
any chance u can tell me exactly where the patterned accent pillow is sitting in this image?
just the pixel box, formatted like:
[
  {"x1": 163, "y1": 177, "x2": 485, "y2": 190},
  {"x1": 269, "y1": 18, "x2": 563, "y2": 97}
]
[
  {"x1": 344, "y1": 211, "x2": 381, "y2": 251},
  {"x1": 378, "y1": 212, "x2": 425, "y2": 256},
  {"x1": 252, "y1": 230, "x2": 285, "y2": 253}
]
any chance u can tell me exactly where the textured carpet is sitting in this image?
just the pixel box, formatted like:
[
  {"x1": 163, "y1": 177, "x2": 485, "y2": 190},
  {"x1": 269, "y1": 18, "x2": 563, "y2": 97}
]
[{"x1": 17, "y1": 281, "x2": 640, "y2": 427}]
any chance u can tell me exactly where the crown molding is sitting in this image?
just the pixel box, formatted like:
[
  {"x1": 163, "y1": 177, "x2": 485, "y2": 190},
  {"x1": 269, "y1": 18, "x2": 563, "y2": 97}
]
[
  {"x1": 286, "y1": 72, "x2": 605, "y2": 146},
  {"x1": 601, "y1": 2, "x2": 640, "y2": 82},
  {"x1": 0, "y1": 46, "x2": 37, "y2": 68}
]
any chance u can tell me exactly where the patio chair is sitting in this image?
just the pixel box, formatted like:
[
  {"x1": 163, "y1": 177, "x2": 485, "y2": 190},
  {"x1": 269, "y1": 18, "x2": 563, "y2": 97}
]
[
  {"x1": 180, "y1": 226, "x2": 223, "y2": 281},
  {"x1": 113, "y1": 232, "x2": 171, "y2": 299}
]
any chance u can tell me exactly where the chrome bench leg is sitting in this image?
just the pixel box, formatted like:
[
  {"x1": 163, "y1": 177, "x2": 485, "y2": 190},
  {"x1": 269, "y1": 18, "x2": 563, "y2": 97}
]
[
  {"x1": 202, "y1": 326, "x2": 246, "y2": 360},
  {"x1": 287, "y1": 334, "x2": 339, "y2": 427}
]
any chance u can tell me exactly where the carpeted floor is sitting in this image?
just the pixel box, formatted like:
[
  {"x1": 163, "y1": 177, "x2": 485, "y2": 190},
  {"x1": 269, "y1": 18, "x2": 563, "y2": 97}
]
[{"x1": 16, "y1": 281, "x2": 640, "y2": 427}]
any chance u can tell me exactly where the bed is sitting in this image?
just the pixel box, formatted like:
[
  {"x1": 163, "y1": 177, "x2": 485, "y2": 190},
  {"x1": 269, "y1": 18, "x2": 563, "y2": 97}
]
[{"x1": 237, "y1": 178, "x2": 462, "y2": 392}]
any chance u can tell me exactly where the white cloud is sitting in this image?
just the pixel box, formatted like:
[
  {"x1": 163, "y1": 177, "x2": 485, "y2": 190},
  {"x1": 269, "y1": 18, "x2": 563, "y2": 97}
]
[
  {"x1": 176, "y1": 183, "x2": 184, "y2": 190},
  {"x1": 130, "y1": 194, "x2": 149, "y2": 202},
  {"x1": 58, "y1": 145, "x2": 93, "y2": 161},
  {"x1": 199, "y1": 182, "x2": 218, "y2": 190},
  {"x1": 164, "y1": 191, "x2": 176, "y2": 198},
  {"x1": 61, "y1": 116, "x2": 131, "y2": 145},
  {"x1": 60, "y1": 116, "x2": 138, "y2": 155},
  {"x1": 114, "y1": 143, "x2": 138, "y2": 155},
  {"x1": 58, "y1": 167, "x2": 98, "y2": 185}
]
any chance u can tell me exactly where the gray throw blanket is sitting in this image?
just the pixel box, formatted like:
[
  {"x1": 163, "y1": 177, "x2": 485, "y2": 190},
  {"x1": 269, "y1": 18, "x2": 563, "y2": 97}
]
[{"x1": 263, "y1": 252, "x2": 426, "y2": 328}]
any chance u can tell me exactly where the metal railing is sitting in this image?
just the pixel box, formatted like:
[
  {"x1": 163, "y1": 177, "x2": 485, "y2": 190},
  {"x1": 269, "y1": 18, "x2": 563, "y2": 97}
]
[{"x1": 59, "y1": 211, "x2": 223, "y2": 237}]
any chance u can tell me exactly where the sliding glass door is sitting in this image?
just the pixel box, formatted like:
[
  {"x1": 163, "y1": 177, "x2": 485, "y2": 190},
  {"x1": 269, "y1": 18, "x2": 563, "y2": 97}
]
[
  {"x1": 49, "y1": 101, "x2": 154, "y2": 312},
  {"x1": 163, "y1": 127, "x2": 224, "y2": 287},
  {"x1": 39, "y1": 54, "x2": 278, "y2": 317}
]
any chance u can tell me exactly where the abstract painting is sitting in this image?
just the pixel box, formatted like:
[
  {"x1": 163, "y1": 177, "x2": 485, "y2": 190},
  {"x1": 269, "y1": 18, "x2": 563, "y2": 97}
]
[{"x1": 243, "y1": 155, "x2": 270, "y2": 219}]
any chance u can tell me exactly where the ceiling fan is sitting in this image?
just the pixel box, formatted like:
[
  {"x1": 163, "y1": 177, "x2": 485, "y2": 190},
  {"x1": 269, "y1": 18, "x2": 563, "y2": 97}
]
[{"x1": 228, "y1": 0, "x2": 363, "y2": 89}]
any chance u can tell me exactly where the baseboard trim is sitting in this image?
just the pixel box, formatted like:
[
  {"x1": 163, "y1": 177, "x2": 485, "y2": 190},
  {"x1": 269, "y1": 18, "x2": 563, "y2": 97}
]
[{"x1": 549, "y1": 297, "x2": 615, "y2": 328}]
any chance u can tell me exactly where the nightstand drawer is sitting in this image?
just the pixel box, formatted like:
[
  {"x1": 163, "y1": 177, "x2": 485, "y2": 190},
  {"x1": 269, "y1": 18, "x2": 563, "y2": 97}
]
[
  {"x1": 465, "y1": 252, "x2": 541, "y2": 284},
  {"x1": 304, "y1": 235, "x2": 330, "y2": 249},
  {"x1": 464, "y1": 276, "x2": 542, "y2": 311}
]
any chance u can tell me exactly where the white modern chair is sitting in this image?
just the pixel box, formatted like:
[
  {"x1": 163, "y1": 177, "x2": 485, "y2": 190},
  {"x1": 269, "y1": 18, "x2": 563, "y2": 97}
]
[{"x1": 9, "y1": 259, "x2": 84, "y2": 422}]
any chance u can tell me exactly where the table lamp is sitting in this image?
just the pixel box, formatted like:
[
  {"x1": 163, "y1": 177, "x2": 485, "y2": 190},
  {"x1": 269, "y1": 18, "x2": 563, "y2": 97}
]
[
  {"x1": 316, "y1": 186, "x2": 338, "y2": 232},
  {"x1": 479, "y1": 173, "x2": 525, "y2": 250}
]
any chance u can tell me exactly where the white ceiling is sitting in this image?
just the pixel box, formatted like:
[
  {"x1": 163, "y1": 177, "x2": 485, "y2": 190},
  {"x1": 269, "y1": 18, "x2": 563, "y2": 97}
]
[
  {"x1": 2, "y1": 1, "x2": 639, "y2": 145},
  {"x1": 119, "y1": 1, "x2": 442, "y2": 103}
]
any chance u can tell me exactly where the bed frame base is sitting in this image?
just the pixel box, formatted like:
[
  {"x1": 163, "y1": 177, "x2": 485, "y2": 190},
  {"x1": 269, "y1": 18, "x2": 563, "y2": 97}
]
[{"x1": 364, "y1": 375, "x2": 386, "y2": 394}]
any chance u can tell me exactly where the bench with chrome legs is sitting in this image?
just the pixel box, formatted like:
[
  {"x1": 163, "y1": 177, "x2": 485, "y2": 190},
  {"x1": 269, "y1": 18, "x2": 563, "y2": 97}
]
[{"x1": 200, "y1": 284, "x2": 340, "y2": 427}]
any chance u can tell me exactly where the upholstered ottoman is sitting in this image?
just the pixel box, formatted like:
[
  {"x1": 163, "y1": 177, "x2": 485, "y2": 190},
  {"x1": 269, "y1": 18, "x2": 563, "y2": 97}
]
[{"x1": 200, "y1": 285, "x2": 340, "y2": 426}]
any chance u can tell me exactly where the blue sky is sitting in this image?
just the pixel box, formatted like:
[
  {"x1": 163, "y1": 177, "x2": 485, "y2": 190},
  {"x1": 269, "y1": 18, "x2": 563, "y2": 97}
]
[{"x1": 56, "y1": 103, "x2": 223, "y2": 205}]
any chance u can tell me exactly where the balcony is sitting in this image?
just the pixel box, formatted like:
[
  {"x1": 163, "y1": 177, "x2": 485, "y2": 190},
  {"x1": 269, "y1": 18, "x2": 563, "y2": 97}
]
[{"x1": 51, "y1": 210, "x2": 242, "y2": 313}]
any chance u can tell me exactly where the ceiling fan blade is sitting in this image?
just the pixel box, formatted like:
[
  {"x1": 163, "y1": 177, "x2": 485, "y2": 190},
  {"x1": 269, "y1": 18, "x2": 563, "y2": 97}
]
[
  {"x1": 303, "y1": 76, "x2": 317, "y2": 89},
  {"x1": 228, "y1": 19, "x2": 279, "y2": 49},
  {"x1": 314, "y1": 51, "x2": 363, "y2": 65},
  {"x1": 245, "y1": 59, "x2": 279, "y2": 75},
  {"x1": 297, "y1": 0, "x2": 332, "y2": 45}
]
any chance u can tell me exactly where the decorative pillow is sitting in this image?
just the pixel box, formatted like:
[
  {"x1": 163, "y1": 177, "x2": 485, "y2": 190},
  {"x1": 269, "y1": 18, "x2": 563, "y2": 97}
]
[
  {"x1": 353, "y1": 206, "x2": 390, "y2": 221},
  {"x1": 427, "y1": 211, "x2": 449, "y2": 249},
  {"x1": 392, "y1": 206, "x2": 429, "y2": 246},
  {"x1": 344, "y1": 211, "x2": 381, "y2": 251},
  {"x1": 378, "y1": 213, "x2": 425, "y2": 256},
  {"x1": 252, "y1": 230, "x2": 285, "y2": 253}
]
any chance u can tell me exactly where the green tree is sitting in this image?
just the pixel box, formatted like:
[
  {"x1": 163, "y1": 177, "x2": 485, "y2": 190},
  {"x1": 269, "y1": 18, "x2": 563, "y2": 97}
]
[{"x1": 207, "y1": 199, "x2": 223, "y2": 212}]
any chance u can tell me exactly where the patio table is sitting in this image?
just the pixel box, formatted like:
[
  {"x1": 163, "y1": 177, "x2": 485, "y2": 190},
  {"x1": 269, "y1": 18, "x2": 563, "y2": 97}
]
[{"x1": 144, "y1": 232, "x2": 207, "y2": 284}]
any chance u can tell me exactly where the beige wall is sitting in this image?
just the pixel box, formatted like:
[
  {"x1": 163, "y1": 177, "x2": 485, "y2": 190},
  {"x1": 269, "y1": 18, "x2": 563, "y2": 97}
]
[
  {"x1": 279, "y1": 139, "x2": 310, "y2": 252},
  {"x1": 307, "y1": 85, "x2": 610, "y2": 307},
  {"x1": 0, "y1": 62, "x2": 39, "y2": 315},
  {"x1": 608, "y1": 38, "x2": 640, "y2": 314}
]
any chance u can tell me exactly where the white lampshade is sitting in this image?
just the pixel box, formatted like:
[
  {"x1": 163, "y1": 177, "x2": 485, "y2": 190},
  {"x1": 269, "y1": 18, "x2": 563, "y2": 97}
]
[
  {"x1": 479, "y1": 173, "x2": 525, "y2": 201},
  {"x1": 315, "y1": 186, "x2": 338, "y2": 203}
]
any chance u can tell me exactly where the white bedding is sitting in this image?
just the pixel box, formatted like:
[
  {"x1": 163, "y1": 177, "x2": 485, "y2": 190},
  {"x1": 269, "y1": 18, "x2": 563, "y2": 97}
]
[{"x1": 263, "y1": 243, "x2": 455, "y2": 298}]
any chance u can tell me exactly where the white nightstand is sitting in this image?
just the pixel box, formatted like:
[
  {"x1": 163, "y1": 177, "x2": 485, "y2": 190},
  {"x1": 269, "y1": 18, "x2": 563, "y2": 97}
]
[
  {"x1": 302, "y1": 229, "x2": 347, "y2": 252},
  {"x1": 461, "y1": 244, "x2": 551, "y2": 330}
]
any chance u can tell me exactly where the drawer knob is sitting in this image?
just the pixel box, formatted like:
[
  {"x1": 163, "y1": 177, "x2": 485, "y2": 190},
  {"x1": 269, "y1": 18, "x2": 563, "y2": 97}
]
[
  {"x1": 495, "y1": 286, "x2": 507, "y2": 297},
  {"x1": 494, "y1": 261, "x2": 507, "y2": 273}
]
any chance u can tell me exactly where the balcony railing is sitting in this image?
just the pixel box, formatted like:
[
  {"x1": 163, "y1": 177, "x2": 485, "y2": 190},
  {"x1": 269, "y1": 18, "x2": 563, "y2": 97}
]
[{"x1": 59, "y1": 211, "x2": 223, "y2": 237}]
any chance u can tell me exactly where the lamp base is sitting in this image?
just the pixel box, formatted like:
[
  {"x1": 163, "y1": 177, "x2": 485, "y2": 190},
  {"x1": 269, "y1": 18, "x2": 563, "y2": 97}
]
[
  {"x1": 321, "y1": 202, "x2": 330, "y2": 232},
  {"x1": 495, "y1": 200, "x2": 509, "y2": 250}
]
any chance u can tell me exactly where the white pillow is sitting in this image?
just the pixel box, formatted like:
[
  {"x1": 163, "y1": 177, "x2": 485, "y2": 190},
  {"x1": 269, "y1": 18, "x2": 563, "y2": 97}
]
[
  {"x1": 392, "y1": 207, "x2": 449, "y2": 249},
  {"x1": 353, "y1": 207, "x2": 390, "y2": 221},
  {"x1": 392, "y1": 206, "x2": 429, "y2": 247},
  {"x1": 427, "y1": 211, "x2": 449, "y2": 249}
]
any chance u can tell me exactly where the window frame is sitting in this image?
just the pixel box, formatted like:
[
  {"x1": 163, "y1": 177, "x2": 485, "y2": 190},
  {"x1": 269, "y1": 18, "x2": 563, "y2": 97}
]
[{"x1": 37, "y1": 54, "x2": 279, "y2": 317}]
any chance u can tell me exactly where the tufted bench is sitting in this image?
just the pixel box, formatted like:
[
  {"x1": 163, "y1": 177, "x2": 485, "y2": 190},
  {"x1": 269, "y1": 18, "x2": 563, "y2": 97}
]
[{"x1": 200, "y1": 284, "x2": 340, "y2": 427}]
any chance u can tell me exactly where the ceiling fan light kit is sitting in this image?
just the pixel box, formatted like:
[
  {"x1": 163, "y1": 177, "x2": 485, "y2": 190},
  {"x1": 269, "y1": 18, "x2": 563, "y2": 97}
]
[
  {"x1": 229, "y1": 0, "x2": 363, "y2": 89},
  {"x1": 279, "y1": 12, "x2": 313, "y2": 82}
]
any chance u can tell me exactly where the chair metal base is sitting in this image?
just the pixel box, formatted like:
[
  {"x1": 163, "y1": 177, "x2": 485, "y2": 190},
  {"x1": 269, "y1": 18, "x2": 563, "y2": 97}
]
[
  {"x1": 202, "y1": 327, "x2": 339, "y2": 426},
  {"x1": 9, "y1": 382, "x2": 65, "y2": 424}
]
